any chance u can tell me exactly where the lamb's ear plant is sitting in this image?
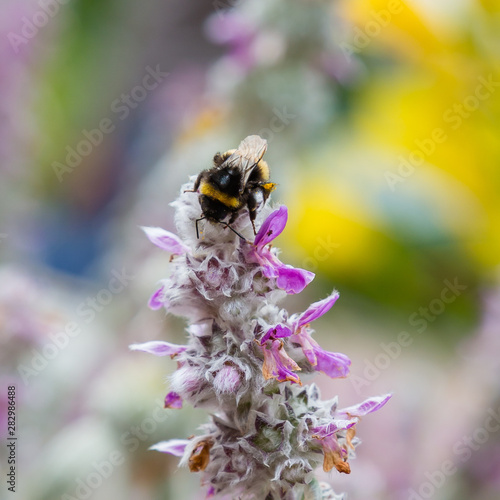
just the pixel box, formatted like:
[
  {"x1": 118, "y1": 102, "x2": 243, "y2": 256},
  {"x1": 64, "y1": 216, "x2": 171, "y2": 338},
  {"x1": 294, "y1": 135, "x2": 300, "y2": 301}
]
[{"x1": 131, "y1": 136, "x2": 391, "y2": 500}]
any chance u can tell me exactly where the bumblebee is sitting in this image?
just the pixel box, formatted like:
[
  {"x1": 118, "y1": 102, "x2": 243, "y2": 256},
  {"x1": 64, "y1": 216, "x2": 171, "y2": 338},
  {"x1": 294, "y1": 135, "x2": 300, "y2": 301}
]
[{"x1": 188, "y1": 135, "x2": 276, "y2": 239}]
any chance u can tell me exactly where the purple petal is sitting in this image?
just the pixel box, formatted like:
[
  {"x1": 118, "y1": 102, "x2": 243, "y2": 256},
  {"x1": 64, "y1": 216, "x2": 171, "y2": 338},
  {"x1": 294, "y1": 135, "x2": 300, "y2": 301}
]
[
  {"x1": 260, "y1": 328, "x2": 273, "y2": 344},
  {"x1": 254, "y1": 206, "x2": 288, "y2": 248},
  {"x1": 150, "y1": 439, "x2": 189, "y2": 457},
  {"x1": 297, "y1": 292, "x2": 340, "y2": 328},
  {"x1": 164, "y1": 391, "x2": 183, "y2": 409},
  {"x1": 148, "y1": 286, "x2": 165, "y2": 310},
  {"x1": 273, "y1": 324, "x2": 293, "y2": 338},
  {"x1": 294, "y1": 330, "x2": 351, "y2": 378},
  {"x1": 129, "y1": 341, "x2": 187, "y2": 357},
  {"x1": 259, "y1": 259, "x2": 279, "y2": 279},
  {"x1": 313, "y1": 434, "x2": 351, "y2": 474},
  {"x1": 315, "y1": 349, "x2": 351, "y2": 378},
  {"x1": 262, "y1": 340, "x2": 301, "y2": 385},
  {"x1": 337, "y1": 394, "x2": 392, "y2": 418},
  {"x1": 142, "y1": 226, "x2": 189, "y2": 255},
  {"x1": 311, "y1": 419, "x2": 357, "y2": 437},
  {"x1": 276, "y1": 265, "x2": 315, "y2": 294},
  {"x1": 260, "y1": 324, "x2": 293, "y2": 344}
]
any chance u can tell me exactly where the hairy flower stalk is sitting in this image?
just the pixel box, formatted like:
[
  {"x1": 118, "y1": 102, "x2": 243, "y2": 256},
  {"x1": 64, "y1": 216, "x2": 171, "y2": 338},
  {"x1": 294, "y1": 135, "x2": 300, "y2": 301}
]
[{"x1": 131, "y1": 137, "x2": 390, "y2": 499}]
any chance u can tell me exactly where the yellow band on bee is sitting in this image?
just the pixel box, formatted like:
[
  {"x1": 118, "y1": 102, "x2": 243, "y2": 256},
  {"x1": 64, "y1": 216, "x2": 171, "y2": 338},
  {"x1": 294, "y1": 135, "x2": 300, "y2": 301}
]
[
  {"x1": 200, "y1": 182, "x2": 240, "y2": 208},
  {"x1": 257, "y1": 160, "x2": 270, "y2": 179}
]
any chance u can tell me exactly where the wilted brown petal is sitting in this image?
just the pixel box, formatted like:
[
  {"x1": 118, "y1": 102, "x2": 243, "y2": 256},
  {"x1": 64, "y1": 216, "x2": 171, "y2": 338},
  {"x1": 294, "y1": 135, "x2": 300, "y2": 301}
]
[{"x1": 189, "y1": 438, "x2": 214, "y2": 473}]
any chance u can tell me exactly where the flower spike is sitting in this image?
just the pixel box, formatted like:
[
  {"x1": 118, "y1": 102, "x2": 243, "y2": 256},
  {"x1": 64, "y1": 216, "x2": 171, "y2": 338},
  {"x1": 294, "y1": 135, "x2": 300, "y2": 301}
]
[{"x1": 132, "y1": 137, "x2": 391, "y2": 499}]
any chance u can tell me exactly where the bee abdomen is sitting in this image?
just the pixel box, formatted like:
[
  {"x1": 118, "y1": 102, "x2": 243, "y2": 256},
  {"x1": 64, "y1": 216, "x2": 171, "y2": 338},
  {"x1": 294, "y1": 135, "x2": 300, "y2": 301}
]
[{"x1": 199, "y1": 180, "x2": 241, "y2": 209}]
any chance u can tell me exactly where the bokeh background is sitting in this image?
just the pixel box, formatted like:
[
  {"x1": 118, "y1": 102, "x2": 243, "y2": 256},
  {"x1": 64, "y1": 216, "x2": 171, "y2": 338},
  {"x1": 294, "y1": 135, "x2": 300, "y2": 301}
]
[{"x1": 1, "y1": 0, "x2": 500, "y2": 499}]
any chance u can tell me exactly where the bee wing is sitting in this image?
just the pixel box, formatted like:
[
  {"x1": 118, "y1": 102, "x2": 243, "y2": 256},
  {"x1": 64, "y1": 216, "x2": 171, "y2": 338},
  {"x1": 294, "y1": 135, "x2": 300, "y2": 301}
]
[
  {"x1": 236, "y1": 135, "x2": 268, "y2": 162},
  {"x1": 224, "y1": 136, "x2": 268, "y2": 192}
]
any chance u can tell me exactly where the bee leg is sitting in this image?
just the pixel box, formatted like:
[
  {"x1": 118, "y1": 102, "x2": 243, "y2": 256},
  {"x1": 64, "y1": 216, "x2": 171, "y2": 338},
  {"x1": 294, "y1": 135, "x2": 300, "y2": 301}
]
[
  {"x1": 218, "y1": 212, "x2": 248, "y2": 241},
  {"x1": 195, "y1": 217, "x2": 206, "y2": 239},
  {"x1": 184, "y1": 173, "x2": 202, "y2": 193},
  {"x1": 246, "y1": 195, "x2": 260, "y2": 235},
  {"x1": 218, "y1": 221, "x2": 248, "y2": 242},
  {"x1": 213, "y1": 152, "x2": 224, "y2": 167},
  {"x1": 214, "y1": 149, "x2": 236, "y2": 166}
]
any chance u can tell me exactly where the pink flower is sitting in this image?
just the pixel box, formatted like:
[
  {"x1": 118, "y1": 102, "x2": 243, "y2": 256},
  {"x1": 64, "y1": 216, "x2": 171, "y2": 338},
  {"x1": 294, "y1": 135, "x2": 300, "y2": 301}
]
[
  {"x1": 164, "y1": 391, "x2": 183, "y2": 409},
  {"x1": 261, "y1": 339, "x2": 301, "y2": 385},
  {"x1": 336, "y1": 394, "x2": 392, "y2": 419},
  {"x1": 260, "y1": 323, "x2": 293, "y2": 344},
  {"x1": 293, "y1": 293, "x2": 340, "y2": 330},
  {"x1": 129, "y1": 340, "x2": 187, "y2": 357},
  {"x1": 141, "y1": 226, "x2": 190, "y2": 255},
  {"x1": 150, "y1": 439, "x2": 189, "y2": 457},
  {"x1": 310, "y1": 395, "x2": 392, "y2": 473},
  {"x1": 292, "y1": 292, "x2": 351, "y2": 378},
  {"x1": 312, "y1": 434, "x2": 351, "y2": 474},
  {"x1": 294, "y1": 329, "x2": 351, "y2": 378},
  {"x1": 148, "y1": 285, "x2": 166, "y2": 310},
  {"x1": 249, "y1": 206, "x2": 314, "y2": 294},
  {"x1": 261, "y1": 292, "x2": 351, "y2": 379}
]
